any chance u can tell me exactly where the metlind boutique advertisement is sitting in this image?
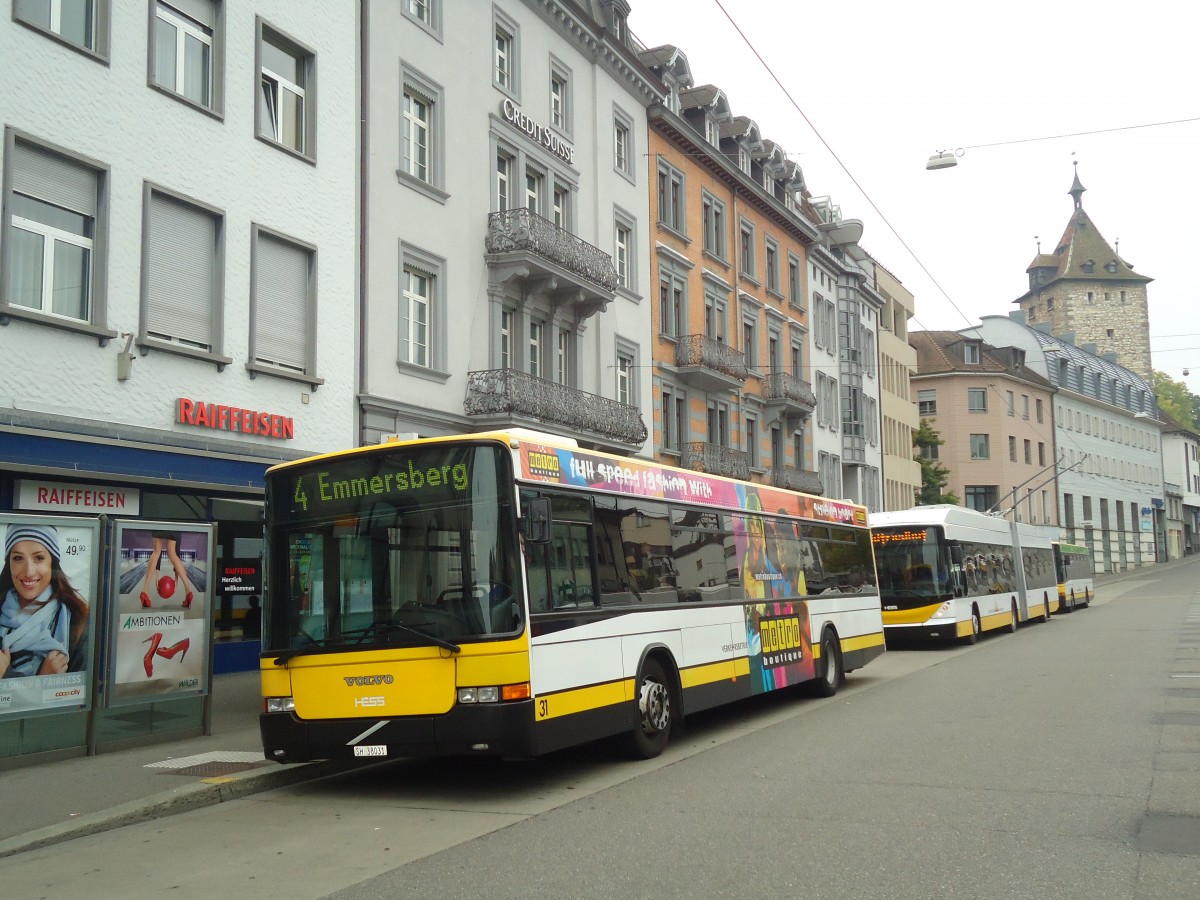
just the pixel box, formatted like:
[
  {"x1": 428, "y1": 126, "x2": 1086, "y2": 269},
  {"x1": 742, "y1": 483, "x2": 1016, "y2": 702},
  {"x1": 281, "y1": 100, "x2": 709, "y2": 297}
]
[
  {"x1": 0, "y1": 515, "x2": 99, "y2": 718},
  {"x1": 109, "y1": 522, "x2": 213, "y2": 704}
]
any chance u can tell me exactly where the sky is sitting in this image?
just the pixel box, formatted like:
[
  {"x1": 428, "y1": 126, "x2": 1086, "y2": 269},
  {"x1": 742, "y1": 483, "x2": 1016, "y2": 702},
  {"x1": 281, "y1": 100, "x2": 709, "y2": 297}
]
[{"x1": 628, "y1": 0, "x2": 1200, "y2": 392}]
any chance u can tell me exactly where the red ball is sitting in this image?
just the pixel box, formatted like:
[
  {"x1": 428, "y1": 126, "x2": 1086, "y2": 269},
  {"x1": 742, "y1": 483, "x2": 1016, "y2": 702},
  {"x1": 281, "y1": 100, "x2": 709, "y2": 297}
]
[{"x1": 157, "y1": 576, "x2": 176, "y2": 599}]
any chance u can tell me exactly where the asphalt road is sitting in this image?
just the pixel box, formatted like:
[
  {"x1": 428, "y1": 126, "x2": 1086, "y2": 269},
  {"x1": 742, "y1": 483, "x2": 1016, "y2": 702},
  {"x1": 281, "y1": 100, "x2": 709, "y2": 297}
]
[{"x1": 5, "y1": 561, "x2": 1199, "y2": 899}]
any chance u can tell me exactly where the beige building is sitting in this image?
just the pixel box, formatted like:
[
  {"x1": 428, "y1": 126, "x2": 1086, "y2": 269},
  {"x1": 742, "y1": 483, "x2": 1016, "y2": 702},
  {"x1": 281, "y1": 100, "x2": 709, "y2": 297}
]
[
  {"x1": 875, "y1": 264, "x2": 919, "y2": 510},
  {"x1": 911, "y1": 331, "x2": 1058, "y2": 526}
]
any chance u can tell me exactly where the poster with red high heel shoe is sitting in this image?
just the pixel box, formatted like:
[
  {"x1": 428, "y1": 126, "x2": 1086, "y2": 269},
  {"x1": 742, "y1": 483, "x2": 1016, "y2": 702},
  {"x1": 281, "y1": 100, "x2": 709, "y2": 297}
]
[{"x1": 108, "y1": 521, "x2": 213, "y2": 704}]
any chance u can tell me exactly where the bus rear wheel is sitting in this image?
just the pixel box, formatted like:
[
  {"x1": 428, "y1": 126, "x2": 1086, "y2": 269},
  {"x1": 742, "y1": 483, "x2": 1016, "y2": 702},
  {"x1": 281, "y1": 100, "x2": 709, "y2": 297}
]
[
  {"x1": 811, "y1": 629, "x2": 843, "y2": 698},
  {"x1": 1067, "y1": 590, "x2": 1076, "y2": 613},
  {"x1": 1040, "y1": 593, "x2": 1051, "y2": 623},
  {"x1": 1081, "y1": 589, "x2": 1092, "y2": 608},
  {"x1": 1007, "y1": 603, "x2": 1019, "y2": 633},
  {"x1": 622, "y1": 657, "x2": 673, "y2": 759}
]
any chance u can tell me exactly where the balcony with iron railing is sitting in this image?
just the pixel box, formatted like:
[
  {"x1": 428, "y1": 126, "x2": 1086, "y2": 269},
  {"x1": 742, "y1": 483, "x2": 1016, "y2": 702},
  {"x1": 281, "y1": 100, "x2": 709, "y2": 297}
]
[
  {"x1": 682, "y1": 441, "x2": 750, "y2": 480},
  {"x1": 464, "y1": 368, "x2": 647, "y2": 447},
  {"x1": 764, "y1": 371, "x2": 817, "y2": 424},
  {"x1": 768, "y1": 465, "x2": 824, "y2": 495},
  {"x1": 485, "y1": 209, "x2": 617, "y2": 319},
  {"x1": 673, "y1": 334, "x2": 747, "y2": 392}
]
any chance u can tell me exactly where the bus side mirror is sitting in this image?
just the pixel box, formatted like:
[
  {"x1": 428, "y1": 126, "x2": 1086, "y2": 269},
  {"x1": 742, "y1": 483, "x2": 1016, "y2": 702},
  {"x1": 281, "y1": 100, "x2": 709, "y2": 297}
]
[
  {"x1": 949, "y1": 545, "x2": 964, "y2": 566},
  {"x1": 522, "y1": 497, "x2": 552, "y2": 544}
]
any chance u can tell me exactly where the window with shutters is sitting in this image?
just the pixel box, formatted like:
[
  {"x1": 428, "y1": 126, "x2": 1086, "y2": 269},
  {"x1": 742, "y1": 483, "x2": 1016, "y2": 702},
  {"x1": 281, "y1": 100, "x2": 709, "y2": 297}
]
[
  {"x1": 248, "y1": 225, "x2": 321, "y2": 387},
  {"x1": 140, "y1": 186, "x2": 227, "y2": 363},
  {"x1": 151, "y1": 1, "x2": 221, "y2": 112},
  {"x1": 14, "y1": 0, "x2": 110, "y2": 59},
  {"x1": 2, "y1": 134, "x2": 111, "y2": 336}
]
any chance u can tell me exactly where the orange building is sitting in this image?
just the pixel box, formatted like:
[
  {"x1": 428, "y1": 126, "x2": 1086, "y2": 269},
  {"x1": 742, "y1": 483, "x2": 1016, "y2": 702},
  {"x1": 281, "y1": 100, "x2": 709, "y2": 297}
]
[{"x1": 638, "y1": 46, "x2": 822, "y2": 492}]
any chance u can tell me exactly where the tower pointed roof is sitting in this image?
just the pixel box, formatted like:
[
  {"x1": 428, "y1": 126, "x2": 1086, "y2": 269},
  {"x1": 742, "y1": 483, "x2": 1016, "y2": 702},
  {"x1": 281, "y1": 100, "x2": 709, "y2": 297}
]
[{"x1": 1021, "y1": 167, "x2": 1151, "y2": 287}]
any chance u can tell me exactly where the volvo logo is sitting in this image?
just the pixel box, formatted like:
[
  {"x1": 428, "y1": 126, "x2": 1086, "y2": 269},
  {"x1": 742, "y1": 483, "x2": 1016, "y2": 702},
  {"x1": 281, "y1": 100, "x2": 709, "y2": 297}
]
[{"x1": 344, "y1": 675, "x2": 394, "y2": 686}]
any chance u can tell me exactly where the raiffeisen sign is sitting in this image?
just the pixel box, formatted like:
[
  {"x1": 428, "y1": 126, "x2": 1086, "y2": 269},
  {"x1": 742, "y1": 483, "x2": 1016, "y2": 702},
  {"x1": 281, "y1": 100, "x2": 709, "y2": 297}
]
[{"x1": 500, "y1": 99, "x2": 575, "y2": 165}]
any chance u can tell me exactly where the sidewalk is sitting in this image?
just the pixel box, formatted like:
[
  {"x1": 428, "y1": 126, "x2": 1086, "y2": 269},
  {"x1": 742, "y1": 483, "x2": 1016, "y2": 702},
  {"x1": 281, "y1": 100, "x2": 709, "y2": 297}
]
[
  {"x1": 0, "y1": 555, "x2": 1191, "y2": 859},
  {"x1": 0, "y1": 670, "x2": 343, "y2": 859}
]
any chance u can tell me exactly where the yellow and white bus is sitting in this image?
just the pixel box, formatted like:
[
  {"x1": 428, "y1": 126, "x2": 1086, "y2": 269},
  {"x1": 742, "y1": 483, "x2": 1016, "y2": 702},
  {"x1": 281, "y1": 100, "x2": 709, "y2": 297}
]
[
  {"x1": 259, "y1": 429, "x2": 884, "y2": 762},
  {"x1": 1052, "y1": 541, "x2": 1094, "y2": 612},
  {"x1": 870, "y1": 505, "x2": 1057, "y2": 644}
]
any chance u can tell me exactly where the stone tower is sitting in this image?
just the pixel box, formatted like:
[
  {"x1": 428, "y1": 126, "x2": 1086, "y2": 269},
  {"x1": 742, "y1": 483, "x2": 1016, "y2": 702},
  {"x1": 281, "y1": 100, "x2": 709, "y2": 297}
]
[{"x1": 1014, "y1": 167, "x2": 1153, "y2": 382}]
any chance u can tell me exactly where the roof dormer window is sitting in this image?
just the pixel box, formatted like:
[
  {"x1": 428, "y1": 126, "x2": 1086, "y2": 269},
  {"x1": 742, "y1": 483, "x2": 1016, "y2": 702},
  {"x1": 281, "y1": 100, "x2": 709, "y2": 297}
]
[
  {"x1": 738, "y1": 147, "x2": 750, "y2": 174},
  {"x1": 963, "y1": 341, "x2": 981, "y2": 365}
]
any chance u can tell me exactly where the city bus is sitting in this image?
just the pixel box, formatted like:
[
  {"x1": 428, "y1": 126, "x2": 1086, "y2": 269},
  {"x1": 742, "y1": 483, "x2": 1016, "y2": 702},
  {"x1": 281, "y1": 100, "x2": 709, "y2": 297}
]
[
  {"x1": 258, "y1": 429, "x2": 884, "y2": 763},
  {"x1": 1052, "y1": 541, "x2": 1094, "y2": 612},
  {"x1": 869, "y1": 505, "x2": 1057, "y2": 644}
]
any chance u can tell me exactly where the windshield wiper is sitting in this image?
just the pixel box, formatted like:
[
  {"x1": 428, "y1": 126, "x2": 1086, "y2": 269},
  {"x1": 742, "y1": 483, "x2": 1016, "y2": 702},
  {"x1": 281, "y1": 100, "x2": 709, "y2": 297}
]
[{"x1": 272, "y1": 621, "x2": 460, "y2": 666}]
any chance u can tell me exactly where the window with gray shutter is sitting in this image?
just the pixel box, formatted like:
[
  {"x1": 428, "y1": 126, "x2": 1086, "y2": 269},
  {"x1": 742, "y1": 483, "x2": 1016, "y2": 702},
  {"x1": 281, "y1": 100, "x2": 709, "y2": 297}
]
[
  {"x1": 147, "y1": 192, "x2": 217, "y2": 350},
  {"x1": 12, "y1": 141, "x2": 97, "y2": 218},
  {"x1": 254, "y1": 232, "x2": 311, "y2": 373}
]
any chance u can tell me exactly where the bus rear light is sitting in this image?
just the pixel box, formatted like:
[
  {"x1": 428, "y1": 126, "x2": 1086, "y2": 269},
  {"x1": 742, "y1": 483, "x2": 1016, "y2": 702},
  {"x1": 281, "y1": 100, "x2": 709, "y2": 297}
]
[{"x1": 501, "y1": 683, "x2": 531, "y2": 701}]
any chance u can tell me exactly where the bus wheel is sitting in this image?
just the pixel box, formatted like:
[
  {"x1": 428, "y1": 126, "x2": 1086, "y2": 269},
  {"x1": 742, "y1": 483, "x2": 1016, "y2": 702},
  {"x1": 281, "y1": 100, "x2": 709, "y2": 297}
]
[
  {"x1": 1082, "y1": 589, "x2": 1091, "y2": 608},
  {"x1": 1041, "y1": 593, "x2": 1051, "y2": 623},
  {"x1": 1067, "y1": 590, "x2": 1076, "y2": 613},
  {"x1": 811, "y1": 629, "x2": 843, "y2": 698},
  {"x1": 623, "y1": 657, "x2": 672, "y2": 759},
  {"x1": 963, "y1": 608, "x2": 981, "y2": 645},
  {"x1": 1007, "y1": 603, "x2": 1019, "y2": 633}
]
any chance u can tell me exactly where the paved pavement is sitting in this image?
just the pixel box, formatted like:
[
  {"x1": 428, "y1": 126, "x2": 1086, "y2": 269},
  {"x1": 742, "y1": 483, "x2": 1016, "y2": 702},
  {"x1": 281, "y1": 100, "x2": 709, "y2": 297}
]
[{"x1": 0, "y1": 556, "x2": 1187, "y2": 859}]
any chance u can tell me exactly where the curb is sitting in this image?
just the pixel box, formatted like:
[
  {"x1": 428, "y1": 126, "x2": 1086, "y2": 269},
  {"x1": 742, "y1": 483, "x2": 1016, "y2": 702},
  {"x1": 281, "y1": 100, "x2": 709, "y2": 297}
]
[{"x1": 0, "y1": 759, "x2": 350, "y2": 859}]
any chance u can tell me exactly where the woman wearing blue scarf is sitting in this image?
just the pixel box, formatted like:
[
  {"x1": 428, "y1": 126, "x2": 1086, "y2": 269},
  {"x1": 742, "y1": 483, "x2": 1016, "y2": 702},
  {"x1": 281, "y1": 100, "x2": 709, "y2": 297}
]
[{"x1": 0, "y1": 524, "x2": 89, "y2": 678}]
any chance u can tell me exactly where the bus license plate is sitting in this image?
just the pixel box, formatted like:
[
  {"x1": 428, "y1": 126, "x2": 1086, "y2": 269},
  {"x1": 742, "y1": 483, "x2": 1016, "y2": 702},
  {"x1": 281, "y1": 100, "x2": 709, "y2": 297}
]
[{"x1": 354, "y1": 744, "x2": 387, "y2": 757}]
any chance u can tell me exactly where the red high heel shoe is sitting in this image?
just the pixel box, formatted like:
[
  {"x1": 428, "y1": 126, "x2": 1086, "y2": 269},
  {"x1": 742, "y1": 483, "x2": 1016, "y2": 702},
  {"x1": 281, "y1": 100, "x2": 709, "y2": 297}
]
[
  {"x1": 183, "y1": 591, "x2": 193, "y2": 609},
  {"x1": 140, "y1": 591, "x2": 151, "y2": 608},
  {"x1": 142, "y1": 632, "x2": 163, "y2": 677},
  {"x1": 157, "y1": 638, "x2": 190, "y2": 663}
]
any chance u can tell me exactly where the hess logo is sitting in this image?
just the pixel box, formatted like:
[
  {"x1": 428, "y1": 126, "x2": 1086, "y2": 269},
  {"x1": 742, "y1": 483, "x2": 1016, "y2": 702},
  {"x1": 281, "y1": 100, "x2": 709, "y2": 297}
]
[{"x1": 354, "y1": 696, "x2": 385, "y2": 707}]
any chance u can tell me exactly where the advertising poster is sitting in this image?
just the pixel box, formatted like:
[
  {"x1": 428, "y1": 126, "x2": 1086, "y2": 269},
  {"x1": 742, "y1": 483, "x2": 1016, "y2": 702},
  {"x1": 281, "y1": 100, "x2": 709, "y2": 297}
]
[
  {"x1": 109, "y1": 522, "x2": 212, "y2": 705},
  {"x1": 0, "y1": 514, "x2": 98, "y2": 719},
  {"x1": 732, "y1": 486, "x2": 815, "y2": 694}
]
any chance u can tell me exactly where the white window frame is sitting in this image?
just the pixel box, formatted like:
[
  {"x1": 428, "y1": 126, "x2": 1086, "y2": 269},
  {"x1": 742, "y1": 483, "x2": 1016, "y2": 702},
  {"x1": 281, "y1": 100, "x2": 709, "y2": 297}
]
[
  {"x1": 150, "y1": 1, "x2": 220, "y2": 112},
  {"x1": 616, "y1": 341, "x2": 637, "y2": 406},
  {"x1": 613, "y1": 105, "x2": 635, "y2": 183},
  {"x1": 500, "y1": 307, "x2": 514, "y2": 369},
  {"x1": 256, "y1": 20, "x2": 315, "y2": 160},
  {"x1": 549, "y1": 57, "x2": 571, "y2": 136},
  {"x1": 967, "y1": 388, "x2": 987, "y2": 412},
  {"x1": 397, "y1": 242, "x2": 447, "y2": 379},
  {"x1": 401, "y1": 0, "x2": 441, "y2": 39},
  {"x1": 657, "y1": 161, "x2": 685, "y2": 234},
  {"x1": 2, "y1": 132, "x2": 112, "y2": 338},
  {"x1": 702, "y1": 191, "x2": 726, "y2": 260},
  {"x1": 496, "y1": 149, "x2": 514, "y2": 211},
  {"x1": 493, "y1": 8, "x2": 519, "y2": 98},
  {"x1": 528, "y1": 318, "x2": 544, "y2": 379},
  {"x1": 398, "y1": 63, "x2": 446, "y2": 201},
  {"x1": 970, "y1": 433, "x2": 990, "y2": 460},
  {"x1": 15, "y1": 0, "x2": 109, "y2": 58}
]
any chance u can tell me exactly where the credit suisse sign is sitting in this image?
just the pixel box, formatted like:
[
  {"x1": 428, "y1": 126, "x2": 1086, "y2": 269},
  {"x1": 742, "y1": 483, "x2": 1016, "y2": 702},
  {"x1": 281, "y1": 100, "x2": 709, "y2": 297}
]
[{"x1": 500, "y1": 99, "x2": 575, "y2": 164}]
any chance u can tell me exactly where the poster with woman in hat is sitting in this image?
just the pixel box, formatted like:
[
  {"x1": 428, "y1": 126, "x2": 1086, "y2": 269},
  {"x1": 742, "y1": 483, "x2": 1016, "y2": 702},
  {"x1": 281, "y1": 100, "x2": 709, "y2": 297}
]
[{"x1": 0, "y1": 516, "x2": 97, "y2": 717}]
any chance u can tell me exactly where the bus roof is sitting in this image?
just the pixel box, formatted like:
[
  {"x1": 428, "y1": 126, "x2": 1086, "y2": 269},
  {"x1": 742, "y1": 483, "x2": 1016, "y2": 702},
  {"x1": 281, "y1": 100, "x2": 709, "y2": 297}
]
[{"x1": 870, "y1": 505, "x2": 1053, "y2": 548}]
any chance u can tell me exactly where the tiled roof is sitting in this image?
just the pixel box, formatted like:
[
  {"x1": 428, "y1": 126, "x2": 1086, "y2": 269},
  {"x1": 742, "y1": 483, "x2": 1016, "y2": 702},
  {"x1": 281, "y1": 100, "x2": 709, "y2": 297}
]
[{"x1": 910, "y1": 330, "x2": 1054, "y2": 389}]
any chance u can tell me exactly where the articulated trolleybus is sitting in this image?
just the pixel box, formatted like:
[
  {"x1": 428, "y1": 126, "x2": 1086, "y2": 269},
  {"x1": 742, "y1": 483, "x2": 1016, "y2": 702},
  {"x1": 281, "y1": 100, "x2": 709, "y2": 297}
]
[
  {"x1": 869, "y1": 505, "x2": 1057, "y2": 644},
  {"x1": 1052, "y1": 541, "x2": 1094, "y2": 612},
  {"x1": 259, "y1": 429, "x2": 884, "y2": 762}
]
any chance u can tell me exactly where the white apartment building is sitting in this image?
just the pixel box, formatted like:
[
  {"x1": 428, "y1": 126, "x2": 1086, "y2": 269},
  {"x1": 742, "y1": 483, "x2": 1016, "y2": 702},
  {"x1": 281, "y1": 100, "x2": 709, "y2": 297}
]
[
  {"x1": 968, "y1": 314, "x2": 1163, "y2": 571},
  {"x1": 359, "y1": 0, "x2": 661, "y2": 453},
  {"x1": 0, "y1": 1, "x2": 359, "y2": 670}
]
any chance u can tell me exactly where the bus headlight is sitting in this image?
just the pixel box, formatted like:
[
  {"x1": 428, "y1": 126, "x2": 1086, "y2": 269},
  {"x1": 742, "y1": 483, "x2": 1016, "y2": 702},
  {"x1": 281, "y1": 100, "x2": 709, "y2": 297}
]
[
  {"x1": 457, "y1": 686, "x2": 502, "y2": 704},
  {"x1": 265, "y1": 696, "x2": 296, "y2": 713},
  {"x1": 931, "y1": 601, "x2": 954, "y2": 618}
]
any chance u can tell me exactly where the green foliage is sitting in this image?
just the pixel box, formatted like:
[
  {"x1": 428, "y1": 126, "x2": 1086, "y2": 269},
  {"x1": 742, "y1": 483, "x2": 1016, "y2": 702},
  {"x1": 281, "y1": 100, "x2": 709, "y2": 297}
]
[
  {"x1": 1152, "y1": 371, "x2": 1198, "y2": 430},
  {"x1": 913, "y1": 419, "x2": 959, "y2": 506}
]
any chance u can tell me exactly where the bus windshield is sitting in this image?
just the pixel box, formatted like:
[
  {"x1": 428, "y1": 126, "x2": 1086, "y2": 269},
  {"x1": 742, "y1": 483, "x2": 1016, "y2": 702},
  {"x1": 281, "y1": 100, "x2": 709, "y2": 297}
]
[
  {"x1": 262, "y1": 443, "x2": 521, "y2": 656},
  {"x1": 872, "y1": 526, "x2": 952, "y2": 605}
]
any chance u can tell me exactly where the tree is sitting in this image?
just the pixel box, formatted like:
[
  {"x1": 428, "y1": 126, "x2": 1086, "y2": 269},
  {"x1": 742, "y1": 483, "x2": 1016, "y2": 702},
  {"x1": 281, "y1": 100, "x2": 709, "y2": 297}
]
[
  {"x1": 913, "y1": 419, "x2": 959, "y2": 506},
  {"x1": 1152, "y1": 371, "x2": 1198, "y2": 430}
]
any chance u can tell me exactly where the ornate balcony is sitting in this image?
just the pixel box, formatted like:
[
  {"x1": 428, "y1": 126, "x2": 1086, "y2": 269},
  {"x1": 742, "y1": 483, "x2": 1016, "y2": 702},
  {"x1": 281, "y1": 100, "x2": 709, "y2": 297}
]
[
  {"x1": 682, "y1": 442, "x2": 750, "y2": 480},
  {"x1": 768, "y1": 465, "x2": 824, "y2": 496},
  {"x1": 764, "y1": 372, "x2": 817, "y2": 425},
  {"x1": 485, "y1": 209, "x2": 617, "y2": 320},
  {"x1": 673, "y1": 335, "x2": 747, "y2": 392},
  {"x1": 464, "y1": 368, "x2": 647, "y2": 447}
]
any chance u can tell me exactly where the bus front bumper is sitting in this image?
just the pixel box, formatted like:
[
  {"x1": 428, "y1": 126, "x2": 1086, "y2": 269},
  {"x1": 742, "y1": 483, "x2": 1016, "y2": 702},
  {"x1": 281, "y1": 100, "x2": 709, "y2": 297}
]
[{"x1": 260, "y1": 698, "x2": 536, "y2": 763}]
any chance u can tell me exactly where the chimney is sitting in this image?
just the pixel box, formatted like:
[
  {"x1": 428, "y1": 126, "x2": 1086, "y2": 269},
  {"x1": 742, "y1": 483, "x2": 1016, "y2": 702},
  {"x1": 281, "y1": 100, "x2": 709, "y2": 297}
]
[
  {"x1": 1081, "y1": 343, "x2": 1098, "y2": 355},
  {"x1": 1102, "y1": 352, "x2": 1118, "y2": 363},
  {"x1": 1034, "y1": 323, "x2": 1053, "y2": 334},
  {"x1": 1059, "y1": 332, "x2": 1075, "y2": 346},
  {"x1": 1009, "y1": 310, "x2": 1027, "y2": 324}
]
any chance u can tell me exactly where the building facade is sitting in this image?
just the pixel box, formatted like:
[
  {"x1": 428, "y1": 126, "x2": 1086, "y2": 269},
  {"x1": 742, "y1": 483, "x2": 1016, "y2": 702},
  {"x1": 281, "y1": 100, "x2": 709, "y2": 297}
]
[
  {"x1": 968, "y1": 314, "x2": 1163, "y2": 571},
  {"x1": 639, "y1": 46, "x2": 821, "y2": 493},
  {"x1": 910, "y1": 330, "x2": 1058, "y2": 528},
  {"x1": 875, "y1": 263, "x2": 920, "y2": 510},
  {"x1": 0, "y1": 1, "x2": 359, "y2": 675},
  {"x1": 359, "y1": 0, "x2": 660, "y2": 454},
  {"x1": 1158, "y1": 409, "x2": 1200, "y2": 556}
]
